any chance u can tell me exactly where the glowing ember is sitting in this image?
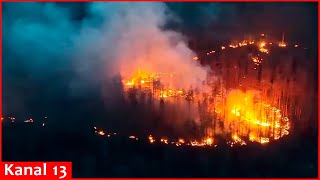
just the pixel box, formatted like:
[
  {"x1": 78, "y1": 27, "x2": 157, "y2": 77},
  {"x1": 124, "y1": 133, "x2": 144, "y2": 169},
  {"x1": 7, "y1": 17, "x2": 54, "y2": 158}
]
[
  {"x1": 239, "y1": 41, "x2": 248, "y2": 47},
  {"x1": 178, "y1": 138, "x2": 185, "y2": 144},
  {"x1": 249, "y1": 133, "x2": 256, "y2": 142},
  {"x1": 260, "y1": 137, "x2": 270, "y2": 144},
  {"x1": 279, "y1": 42, "x2": 287, "y2": 47},
  {"x1": 232, "y1": 134, "x2": 246, "y2": 146},
  {"x1": 98, "y1": 130, "x2": 105, "y2": 136},
  {"x1": 229, "y1": 44, "x2": 238, "y2": 48},
  {"x1": 258, "y1": 41, "x2": 269, "y2": 53},
  {"x1": 259, "y1": 47, "x2": 269, "y2": 54},
  {"x1": 161, "y1": 138, "x2": 169, "y2": 144},
  {"x1": 149, "y1": 135, "x2": 155, "y2": 143},
  {"x1": 251, "y1": 56, "x2": 263, "y2": 65},
  {"x1": 204, "y1": 137, "x2": 214, "y2": 145},
  {"x1": 190, "y1": 141, "x2": 200, "y2": 146},
  {"x1": 206, "y1": 50, "x2": 215, "y2": 55},
  {"x1": 259, "y1": 41, "x2": 266, "y2": 48},
  {"x1": 279, "y1": 33, "x2": 287, "y2": 47}
]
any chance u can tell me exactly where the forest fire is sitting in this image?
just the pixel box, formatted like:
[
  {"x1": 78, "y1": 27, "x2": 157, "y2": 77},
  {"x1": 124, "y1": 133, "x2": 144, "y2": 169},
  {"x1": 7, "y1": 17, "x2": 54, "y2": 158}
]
[
  {"x1": 221, "y1": 90, "x2": 290, "y2": 142},
  {"x1": 118, "y1": 33, "x2": 296, "y2": 146},
  {"x1": 123, "y1": 69, "x2": 195, "y2": 100},
  {"x1": 99, "y1": 33, "x2": 311, "y2": 148},
  {"x1": 121, "y1": 65, "x2": 291, "y2": 145},
  {"x1": 2, "y1": 3, "x2": 317, "y2": 178}
]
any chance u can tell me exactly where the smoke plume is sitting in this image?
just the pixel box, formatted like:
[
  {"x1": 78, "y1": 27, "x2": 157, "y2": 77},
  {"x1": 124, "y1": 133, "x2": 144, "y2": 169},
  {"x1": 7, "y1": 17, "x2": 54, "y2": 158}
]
[
  {"x1": 74, "y1": 2, "x2": 208, "y2": 91},
  {"x1": 3, "y1": 2, "x2": 209, "y2": 133}
]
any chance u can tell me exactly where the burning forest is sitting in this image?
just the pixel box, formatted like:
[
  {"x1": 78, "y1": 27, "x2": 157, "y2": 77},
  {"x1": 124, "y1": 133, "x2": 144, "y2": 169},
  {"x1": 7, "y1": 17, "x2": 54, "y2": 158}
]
[
  {"x1": 3, "y1": 2, "x2": 316, "y2": 148},
  {"x1": 3, "y1": 2, "x2": 318, "y2": 178},
  {"x1": 116, "y1": 33, "x2": 296, "y2": 146},
  {"x1": 95, "y1": 30, "x2": 314, "y2": 150},
  {"x1": 95, "y1": 5, "x2": 313, "y2": 147}
]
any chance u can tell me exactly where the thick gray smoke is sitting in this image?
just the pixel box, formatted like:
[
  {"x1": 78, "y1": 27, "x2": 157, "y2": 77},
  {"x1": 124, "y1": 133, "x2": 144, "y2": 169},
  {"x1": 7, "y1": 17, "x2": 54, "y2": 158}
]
[
  {"x1": 3, "y1": 2, "x2": 209, "y2": 127},
  {"x1": 73, "y1": 2, "x2": 208, "y2": 91},
  {"x1": 75, "y1": 3, "x2": 210, "y2": 133}
]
